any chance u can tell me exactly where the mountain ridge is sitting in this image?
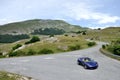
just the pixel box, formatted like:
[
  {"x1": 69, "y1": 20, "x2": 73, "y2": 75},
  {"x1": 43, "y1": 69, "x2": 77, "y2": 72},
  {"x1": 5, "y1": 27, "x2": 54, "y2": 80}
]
[{"x1": 0, "y1": 19, "x2": 88, "y2": 34}]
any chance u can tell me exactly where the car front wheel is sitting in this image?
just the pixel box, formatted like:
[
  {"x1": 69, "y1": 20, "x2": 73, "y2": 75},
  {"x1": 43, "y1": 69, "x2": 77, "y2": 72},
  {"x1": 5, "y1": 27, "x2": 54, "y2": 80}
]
[
  {"x1": 77, "y1": 62, "x2": 80, "y2": 65},
  {"x1": 84, "y1": 65, "x2": 88, "y2": 69}
]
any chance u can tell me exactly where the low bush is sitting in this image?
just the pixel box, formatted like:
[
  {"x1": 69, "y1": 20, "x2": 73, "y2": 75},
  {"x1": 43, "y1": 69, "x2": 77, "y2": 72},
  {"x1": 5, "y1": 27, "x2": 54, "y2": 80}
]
[
  {"x1": 9, "y1": 51, "x2": 18, "y2": 57},
  {"x1": 12, "y1": 44, "x2": 22, "y2": 50},
  {"x1": 25, "y1": 41, "x2": 31, "y2": 44},
  {"x1": 27, "y1": 49, "x2": 36, "y2": 55},
  {"x1": 87, "y1": 42, "x2": 96, "y2": 47},
  {"x1": 64, "y1": 34, "x2": 68, "y2": 36},
  {"x1": 113, "y1": 45, "x2": 120, "y2": 56},
  {"x1": 68, "y1": 44, "x2": 81, "y2": 51},
  {"x1": 49, "y1": 34, "x2": 54, "y2": 37},
  {"x1": 106, "y1": 39, "x2": 120, "y2": 56},
  {"x1": 38, "y1": 48, "x2": 54, "y2": 54},
  {"x1": 107, "y1": 45, "x2": 113, "y2": 52},
  {"x1": 102, "y1": 45, "x2": 106, "y2": 49},
  {"x1": 9, "y1": 50, "x2": 26, "y2": 57},
  {"x1": 0, "y1": 55, "x2": 5, "y2": 58}
]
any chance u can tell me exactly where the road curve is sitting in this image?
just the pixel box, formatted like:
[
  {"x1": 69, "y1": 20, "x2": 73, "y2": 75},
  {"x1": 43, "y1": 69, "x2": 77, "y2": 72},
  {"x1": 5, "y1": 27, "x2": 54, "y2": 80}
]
[{"x1": 0, "y1": 42, "x2": 120, "y2": 80}]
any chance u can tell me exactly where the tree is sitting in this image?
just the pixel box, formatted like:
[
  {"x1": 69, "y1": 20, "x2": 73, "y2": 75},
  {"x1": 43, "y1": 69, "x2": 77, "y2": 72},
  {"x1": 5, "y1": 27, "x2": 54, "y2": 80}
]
[
  {"x1": 25, "y1": 36, "x2": 40, "y2": 44},
  {"x1": 31, "y1": 28, "x2": 65, "y2": 35},
  {"x1": 30, "y1": 36, "x2": 40, "y2": 42},
  {"x1": 82, "y1": 31, "x2": 87, "y2": 35},
  {"x1": 49, "y1": 34, "x2": 54, "y2": 37},
  {"x1": 76, "y1": 31, "x2": 82, "y2": 34},
  {"x1": 98, "y1": 28, "x2": 101, "y2": 30},
  {"x1": 0, "y1": 34, "x2": 30, "y2": 43}
]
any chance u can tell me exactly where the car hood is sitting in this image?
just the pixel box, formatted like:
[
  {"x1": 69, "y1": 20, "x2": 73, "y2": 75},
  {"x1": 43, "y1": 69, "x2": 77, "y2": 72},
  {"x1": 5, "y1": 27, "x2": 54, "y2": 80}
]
[{"x1": 85, "y1": 61, "x2": 98, "y2": 67}]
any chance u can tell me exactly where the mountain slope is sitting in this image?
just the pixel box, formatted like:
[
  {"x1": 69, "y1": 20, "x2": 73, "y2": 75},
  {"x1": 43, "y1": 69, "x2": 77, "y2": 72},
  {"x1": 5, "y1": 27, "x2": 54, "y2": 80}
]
[
  {"x1": 85, "y1": 27, "x2": 120, "y2": 42},
  {"x1": 0, "y1": 19, "x2": 87, "y2": 34}
]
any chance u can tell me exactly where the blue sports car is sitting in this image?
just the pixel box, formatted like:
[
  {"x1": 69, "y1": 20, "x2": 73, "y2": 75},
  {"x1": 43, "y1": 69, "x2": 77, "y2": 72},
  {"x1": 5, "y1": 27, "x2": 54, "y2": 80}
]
[{"x1": 77, "y1": 57, "x2": 98, "y2": 69}]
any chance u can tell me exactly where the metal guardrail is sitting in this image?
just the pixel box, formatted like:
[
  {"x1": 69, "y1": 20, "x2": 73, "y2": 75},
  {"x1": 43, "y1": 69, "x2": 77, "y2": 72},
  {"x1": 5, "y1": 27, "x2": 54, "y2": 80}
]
[{"x1": 100, "y1": 48, "x2": 120, "y2": 61}]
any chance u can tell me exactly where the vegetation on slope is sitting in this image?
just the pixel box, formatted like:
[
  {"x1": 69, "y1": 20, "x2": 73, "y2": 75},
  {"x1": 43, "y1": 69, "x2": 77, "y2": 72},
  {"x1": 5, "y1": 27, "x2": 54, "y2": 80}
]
[
  {"x1": 31, "y1": 28, "x2": 65, "y2": 35},
  {"x1": 0, "y1": 34, "x2": 30, "y2": 43},
  {"x1": 102, "y1": 39, "x2": 120, "y2": 56}
]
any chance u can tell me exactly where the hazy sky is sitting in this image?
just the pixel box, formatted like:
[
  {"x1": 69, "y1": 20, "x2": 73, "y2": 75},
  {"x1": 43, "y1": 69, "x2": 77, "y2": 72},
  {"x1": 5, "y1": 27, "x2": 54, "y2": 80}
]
[{"x1": 0, "y1": 0, "x2": 120, "y2": 28}]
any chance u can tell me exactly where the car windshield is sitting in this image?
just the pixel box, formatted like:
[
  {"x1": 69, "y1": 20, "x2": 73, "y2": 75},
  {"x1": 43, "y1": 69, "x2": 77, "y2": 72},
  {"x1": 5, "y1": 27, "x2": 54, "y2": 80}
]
[{"x1": 83, "y1": 58, "x2": 92, "y2": 62}]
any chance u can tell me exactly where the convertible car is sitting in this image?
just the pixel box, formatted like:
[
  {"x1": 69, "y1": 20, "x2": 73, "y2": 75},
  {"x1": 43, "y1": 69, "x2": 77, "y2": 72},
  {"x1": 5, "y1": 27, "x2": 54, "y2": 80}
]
[{"x1": 77, "y1": 57, "x2": 98, "y2": 69}]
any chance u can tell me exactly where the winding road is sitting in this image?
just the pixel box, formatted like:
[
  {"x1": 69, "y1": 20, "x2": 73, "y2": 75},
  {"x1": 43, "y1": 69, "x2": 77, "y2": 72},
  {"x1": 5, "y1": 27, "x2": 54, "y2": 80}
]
[{"x1": 0, "y1": 42, "x2": 120, "y2": 80}]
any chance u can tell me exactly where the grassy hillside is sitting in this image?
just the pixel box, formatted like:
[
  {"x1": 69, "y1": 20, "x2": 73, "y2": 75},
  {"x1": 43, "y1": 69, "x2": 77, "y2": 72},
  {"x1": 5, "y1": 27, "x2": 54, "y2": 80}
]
[
  {"x1": 21, "y1": 35, "x2": 89, "y2": 53},
  {"x1": 0, "y1": 39, "x2": 28, "y2": 53},
  {"x1": 84, "y1": 27, "x2": 120, "y2": 42},
  {"x1": 0, "y1": 35, "x2": 94, "y2": 57},
  {"x1": 0, "y1": 19, "x2": 87, "y2": 34}
]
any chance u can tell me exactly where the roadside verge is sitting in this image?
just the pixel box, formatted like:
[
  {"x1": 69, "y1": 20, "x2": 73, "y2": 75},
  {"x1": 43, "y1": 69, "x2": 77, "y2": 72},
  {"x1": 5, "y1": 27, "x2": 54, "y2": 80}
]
[
  {"x1": 0, "y1": 71, "x2": 35, "y2": 80},
  {"x1": 100, "y1": 48, "x2": 120, "y2": 61}
]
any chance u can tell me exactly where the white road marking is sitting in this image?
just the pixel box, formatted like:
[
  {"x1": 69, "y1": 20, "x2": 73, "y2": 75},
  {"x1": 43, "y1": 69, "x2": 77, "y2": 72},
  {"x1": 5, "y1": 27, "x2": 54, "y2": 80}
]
[
  {"x1": 44, "y1": 57, "x2": 55, "y2": 60},
  {"x1": 10, "y1": 62, "x2": 17, "y2": 65},
  {"x1": 65, "y1": 54, "x2": 82, "y2": 57},
  {"x1": 20, "y1": 59, "x2": 30, "y2": 62},
  {"x1": 21, "y1": 67, "x2": 28, "y2": 70}
]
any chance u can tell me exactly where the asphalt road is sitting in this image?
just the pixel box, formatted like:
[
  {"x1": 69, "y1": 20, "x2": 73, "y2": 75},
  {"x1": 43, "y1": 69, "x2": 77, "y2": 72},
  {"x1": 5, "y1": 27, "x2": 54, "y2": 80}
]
[{"x1": 0, "y1": 42, "x2": 120, "y2": 80}]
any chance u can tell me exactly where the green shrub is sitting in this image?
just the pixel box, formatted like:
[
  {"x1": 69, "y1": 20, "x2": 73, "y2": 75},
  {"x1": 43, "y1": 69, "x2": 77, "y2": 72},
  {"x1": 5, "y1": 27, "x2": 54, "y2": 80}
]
[
  {"x1": 49, "y1": 34, "x2": 54, "y2": 37},
  {"x1": 9, "y1": 51, "x2": 18, "y2": 57},
  {"x1": 68, "y1": 44, "x2": 81, "y2": 51},
  {"x1": 64, "y1": 34, "x2": 68, "y2": 36},
  {"x1": 106, "y1": 39, "x2": 120, "y2": 56},
  {"x1": 102, "y1": 45, "x2": 106, "y2": 49},
  {"x1": 38, "y1": 48, "x2": 54, "y2": 54},
  {"x1": 107, "y1": 45, "x2": 114, "y2": 52},
  {"x1": 25, "y1": 41, "x2": 31, "y2": 44},
  {"x1": 0, "y1": 52, "x2": 2, "y2": 55},
  {"x1": 0, "y1": 55, "x2": 5, "y2": 58},
  {"x1": 113, "y1": 45, "x2": 120, "y2": 56},
  {"x1": 9, "y1": 50, "x2": 26, "y2": 57},
  {"x1": 25, "y1": 36, "x2": 40, "y2": 44},
  {"x1": 82, "y1": 31, "x2": 87, "y2": 35},
  {"x1": 87, "y1": 42, "x2": 96, "y2": 47},
  {"x1": 76, "y1": 31, "x2": 82, "y2": 34},
  {"x1": 27, "y1": 49, "x2": 36, "y2": 55},
  {"x1": 30, "y1": 36, "x2": 40, "y2": 42},
  {"x1": 90, "y1": 38, "x2": 94, "y2": 40},
  {"x1": 12, "y1": 44, "x2": 22, "y2": 50}
]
